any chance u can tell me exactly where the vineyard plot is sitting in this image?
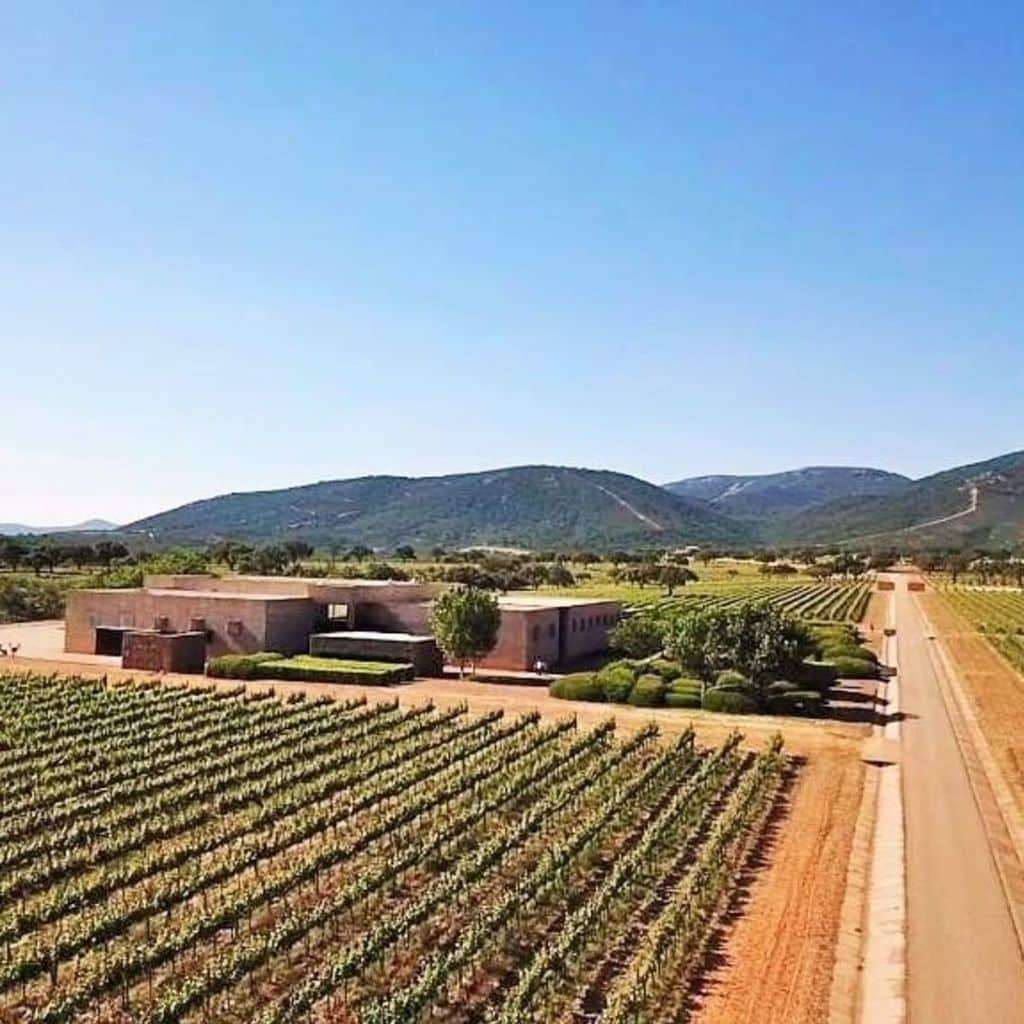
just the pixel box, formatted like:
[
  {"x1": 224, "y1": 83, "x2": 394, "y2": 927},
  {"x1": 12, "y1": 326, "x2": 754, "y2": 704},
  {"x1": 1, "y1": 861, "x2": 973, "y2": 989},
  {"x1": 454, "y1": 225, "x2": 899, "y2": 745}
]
[
  {"x1": 938, "y1": 586, "x2": 1024, "y2": 675},
  {"x1": 640, "y1": 581, "x2": 871, "y2": 623},
  {"x1": 0, "y1": 673, "x2": 787, "y2": 1024}
]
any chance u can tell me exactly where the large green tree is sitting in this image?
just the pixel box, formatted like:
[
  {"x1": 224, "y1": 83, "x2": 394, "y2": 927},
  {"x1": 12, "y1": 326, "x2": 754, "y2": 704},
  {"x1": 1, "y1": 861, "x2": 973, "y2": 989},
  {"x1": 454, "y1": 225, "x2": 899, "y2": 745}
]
[
  {"x1": 429, "y1": 586, "x2": 501, "y2": 678},
  {"x1": 664, "y1": 602, "x2": 812, "y2": 705}
]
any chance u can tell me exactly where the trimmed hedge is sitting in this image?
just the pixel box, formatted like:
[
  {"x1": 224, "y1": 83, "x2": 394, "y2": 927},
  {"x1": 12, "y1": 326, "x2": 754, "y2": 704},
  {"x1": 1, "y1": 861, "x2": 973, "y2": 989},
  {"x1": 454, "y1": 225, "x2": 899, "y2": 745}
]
[
  {"x1": 831, "y1": 656, "x2": 879, "y2": 679},
  {"x1": 714, "y1": 669, "x2": 748, "y2": 688},
  {"x1": 262, "y1": 656, "x2": 414, "y2": 684},
  {"x1": 627, "y1": 674, "x2": 667, "y2": 707},
  {"x1": 713, "y1": 669, "x2": 754, "y2": 694},
  {"x1": 799, "y1": 660, "x2": 839, "y2": 691},
  {"x1": 646, "y1": 658, "x2": 683, "y2": 683},
  {"x1": 766, "y1": 680, "x2": 800, "y2": 696},
  {"x1": 702, "y1": 689, "x2": 758, "y2": 714},
  {"x1": 822, "y1": 643, "x2": 878, "y2": 664},
  {"x1": 596, "y1": 665, "x2": 637, "y2": 703},
  {"x1": 665, "y1": 691, "x2": 701, "y2": 709},
  {"x1": 669, "y1": 677, "x2": 703, "y2": 696},
  {"x1": 549, "y1": 673, "x2": 605, "y2": 702},
  {"x1": 207, "y1": 652, "x2": 285, "y2": 680},
  {"x1": 208, "y1": 653, "x2": 412, "y2": 684}
]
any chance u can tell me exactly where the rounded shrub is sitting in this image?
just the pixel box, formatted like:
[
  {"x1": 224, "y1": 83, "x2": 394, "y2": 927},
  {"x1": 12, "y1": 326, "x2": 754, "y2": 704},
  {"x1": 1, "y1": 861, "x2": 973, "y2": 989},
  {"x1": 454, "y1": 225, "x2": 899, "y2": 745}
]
[
  {"x1": 799, "y1": 660, "x2": 839, "y2": 691},
  {"x1": 596, "y1": 664, "x2": 637, "y2": 703},
  {"x1": 822, "y1": 643, "x2": 878, "y2": 664},
  {"x1": 549, "y1": 673, "x2": 605, "y2": 702},
  {"x1": 831, "y1": 656, "x2": 879, "y2": 679},
  {"x1": 627, "y1": 674, "x2": 667, "y2": 707},
  {"x1": 713, "y1": 669, "x2": 753, "y2": 693},
  {"x1": 646, "y1": 658, "x2": 683, "y2": 683},
  {"x1": 665, "y1": 690, "x2": 701, "y2": 709},
  {"x1": 669, "y1": 677, "x2": 703, "y2": 696},
  {"x1": 766, "y1": 679, "x2": 800, "y2": 696},
  {"x1": 766, "y1": 689, "x2": 826, "y2": 717},
  {"x1": 702, "y1": 688, "x2": 759, "y2": 714},
  {"x1": 603, "y1": 658, "x2": 640, "y2": 674}
]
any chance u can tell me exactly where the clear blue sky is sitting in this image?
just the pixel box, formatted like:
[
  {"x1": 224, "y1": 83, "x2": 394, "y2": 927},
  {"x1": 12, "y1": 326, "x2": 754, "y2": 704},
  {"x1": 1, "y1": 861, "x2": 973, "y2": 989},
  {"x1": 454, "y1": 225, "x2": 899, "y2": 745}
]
[{"x1": 3, "y1": 2, "x2": 1022, "y2": 523}]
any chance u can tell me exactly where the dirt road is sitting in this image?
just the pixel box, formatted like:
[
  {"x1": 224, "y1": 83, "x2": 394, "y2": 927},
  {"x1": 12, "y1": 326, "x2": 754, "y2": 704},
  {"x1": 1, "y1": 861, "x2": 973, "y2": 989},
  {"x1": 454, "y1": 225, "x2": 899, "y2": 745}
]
[{"x1": 891, "y1": 576, "x2": 1024, "y2": 1022}]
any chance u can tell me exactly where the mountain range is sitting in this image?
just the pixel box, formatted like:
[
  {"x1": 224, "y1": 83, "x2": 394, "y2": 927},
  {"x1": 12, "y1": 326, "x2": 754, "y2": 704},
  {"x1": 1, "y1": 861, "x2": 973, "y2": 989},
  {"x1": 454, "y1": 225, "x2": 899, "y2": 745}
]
[
  {"x1": 111, "y1": 451, "x2": 1024, "y2": 552},
  {"x1": 125, "y1": 467, "x2": 752, "y2": 550},
  {"x1": 5, "y1": 451, "x2": 1022, "y2": 552},
  {"x1": 0, "y1": 519, "x2": 118, "y2": 537}
]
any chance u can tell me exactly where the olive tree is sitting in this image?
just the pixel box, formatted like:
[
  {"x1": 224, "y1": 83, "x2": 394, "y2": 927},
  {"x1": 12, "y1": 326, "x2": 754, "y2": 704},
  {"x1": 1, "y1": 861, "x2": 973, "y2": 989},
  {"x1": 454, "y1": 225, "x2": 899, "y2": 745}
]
[
  {"x1": 664, "y1": 602, "x2": 812, "y2": 706},
  {"x1": 429, "y1": 586, "x2": 501, "y2": 678}
]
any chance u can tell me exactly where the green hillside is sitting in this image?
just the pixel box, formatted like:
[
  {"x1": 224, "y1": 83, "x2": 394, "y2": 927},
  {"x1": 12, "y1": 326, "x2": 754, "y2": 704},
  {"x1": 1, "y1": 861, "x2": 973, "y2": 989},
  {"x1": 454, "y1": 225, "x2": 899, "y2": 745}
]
[
  {"x1": 125, "y1": 465, "x2": 753, "y2": 550},
  {"x1": 780, "y1": 450, "x2": 1024, "y2": 549},
  {"x1": 665, "y1": 467, "x2": 909, "y2": 528}
]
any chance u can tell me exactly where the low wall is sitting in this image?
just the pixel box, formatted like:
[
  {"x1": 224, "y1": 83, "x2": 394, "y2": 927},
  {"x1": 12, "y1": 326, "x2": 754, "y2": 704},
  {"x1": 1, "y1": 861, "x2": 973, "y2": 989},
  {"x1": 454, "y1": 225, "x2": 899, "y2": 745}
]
[
  {"x1": 122, "y1": 631, "x2": 206, "y2": 673},
  {"x1": 310, "y1": 631, "x2": 443, "y2": 677}
]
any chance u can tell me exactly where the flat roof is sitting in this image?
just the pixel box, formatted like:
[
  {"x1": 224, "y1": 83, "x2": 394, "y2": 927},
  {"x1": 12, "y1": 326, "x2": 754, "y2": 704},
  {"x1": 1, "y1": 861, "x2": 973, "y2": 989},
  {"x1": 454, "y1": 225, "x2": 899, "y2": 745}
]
[
  {"x1": 233, "y1": 575, "x2": 428, "y2": 588},
  {"x1": 145, "y1": 588, "x2": 310, "y2": 602},
  {"x1": 498, "y1": 594, "x2": 621, "y2": 610},
  {"x1": 313, "y1": 630, "x2": 436, "y2": 643}
]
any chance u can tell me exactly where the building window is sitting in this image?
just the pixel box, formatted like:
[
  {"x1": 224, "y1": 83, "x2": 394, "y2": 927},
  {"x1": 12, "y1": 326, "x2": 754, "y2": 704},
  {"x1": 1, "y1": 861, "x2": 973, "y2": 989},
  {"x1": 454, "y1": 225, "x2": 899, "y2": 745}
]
[
  {"x1": 532, "y1": 625, "x2": 540, "y2": 642},
  {"x1": 227, "y1": 619, "x2": 243, "y2": 638},
  {"x1": 548, "y1": 623, "x2": 556, "y2": 639},
  {"x1": 572, "y1": 619, "x2": 577, "y2": 632}
]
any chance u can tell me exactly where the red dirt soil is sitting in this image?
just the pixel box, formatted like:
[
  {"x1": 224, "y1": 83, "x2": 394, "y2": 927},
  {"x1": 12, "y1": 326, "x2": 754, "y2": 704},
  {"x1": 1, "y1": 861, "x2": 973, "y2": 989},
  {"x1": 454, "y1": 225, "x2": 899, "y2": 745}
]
[{"x1": 691, "y1": 744, "x2": 863, "y2": 1024}]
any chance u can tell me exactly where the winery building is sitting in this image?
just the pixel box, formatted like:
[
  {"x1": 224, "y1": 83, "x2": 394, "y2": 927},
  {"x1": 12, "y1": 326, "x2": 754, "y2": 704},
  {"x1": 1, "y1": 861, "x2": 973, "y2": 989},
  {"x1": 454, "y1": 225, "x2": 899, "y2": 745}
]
[{"x1": 64, "y1": 575, "x2": 621, "y2": 675}]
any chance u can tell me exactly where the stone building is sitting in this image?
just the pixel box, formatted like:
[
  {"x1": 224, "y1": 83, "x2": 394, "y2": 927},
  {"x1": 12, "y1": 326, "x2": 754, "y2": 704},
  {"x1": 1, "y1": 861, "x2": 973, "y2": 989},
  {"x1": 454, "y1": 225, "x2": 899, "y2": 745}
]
[{"x1": 64, "y1": 574, "x2": 621, "y2": 674}]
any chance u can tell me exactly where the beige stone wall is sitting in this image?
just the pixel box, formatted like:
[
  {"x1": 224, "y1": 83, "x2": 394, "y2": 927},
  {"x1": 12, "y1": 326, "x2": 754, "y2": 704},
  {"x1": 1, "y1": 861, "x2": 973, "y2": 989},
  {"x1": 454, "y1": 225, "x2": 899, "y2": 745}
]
[
  {"x1": 66, "y1": 589, "x2": 313, "y2": 658},
  {"x1": 122, "y1": 632, "x2": 206, "y2": 673},
  {"x1": 264, "y1": 600, "x2": 322, "y2": 655},
  {"x1": 560, "y1": 601, "x2": 621, "y2": 663}
]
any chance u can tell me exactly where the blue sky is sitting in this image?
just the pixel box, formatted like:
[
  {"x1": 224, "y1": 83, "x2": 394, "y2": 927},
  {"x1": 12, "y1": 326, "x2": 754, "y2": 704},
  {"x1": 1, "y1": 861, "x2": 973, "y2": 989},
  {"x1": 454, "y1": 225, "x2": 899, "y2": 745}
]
[{"x1": 2, "y1": 2, "x2": 1022, "y2": 523}]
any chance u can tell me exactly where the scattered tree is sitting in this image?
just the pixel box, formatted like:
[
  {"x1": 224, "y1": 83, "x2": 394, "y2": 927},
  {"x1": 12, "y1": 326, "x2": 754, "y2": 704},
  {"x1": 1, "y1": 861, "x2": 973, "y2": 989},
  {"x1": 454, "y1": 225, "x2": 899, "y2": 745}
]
[{"x1": 429, "y1": 587, "x2": 501, "y2": 678}]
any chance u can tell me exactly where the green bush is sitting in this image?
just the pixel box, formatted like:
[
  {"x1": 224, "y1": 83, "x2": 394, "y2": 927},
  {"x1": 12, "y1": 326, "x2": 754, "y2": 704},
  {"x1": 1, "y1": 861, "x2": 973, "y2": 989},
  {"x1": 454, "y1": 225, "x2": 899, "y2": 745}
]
[
  {"x1": 646, "y1": 658, "x2": 682, "y2": 683},
  {"x1": 766, "y1": 689, "x2": 826, "y2": 717},
  {"x1": 206, "y1": 652, "x2": 286, "y2": 680},
  {"x1": 627, "y1": 674, "x2": 667, "y2": 707},
  {"x1": 665, "y1": 690, "x2": 701, "y2": 709},
  {"x1": 264, "y1": 656, "x2": 413, "y2": 684},
  {"x1": 822, "y1": 643, "x2": 878, "y2": 664},
  {"x1": 669, "y1": 677, "x2": 704, "y2": 696},
  {"x1": 702, "y1": 689, "x2": 759, "y2": 714},
  {"x1": 549, "y1": 673, "x2": 605, "y2": 702},
  {"x1": 713, "y1": 669, "x2": 752, "y2": 693},
  {"x1": 604, "y1": 658, "x2": 640, "y2": 673},
  {"x1": 0, "y1": 576, "x2": 66, "y2": 622},
  {"x1": 596, "y1": 664, "x2": 637, "y2": 703},
  {"x1": 798, "y1": 660, "x2": 839, "y2": 691},
  {"x1": 831, "y1": 656, "x2": 878, "y2": 679},
  {"x1": 608, "y1": 614, "x2": 666, "y2": 658}
]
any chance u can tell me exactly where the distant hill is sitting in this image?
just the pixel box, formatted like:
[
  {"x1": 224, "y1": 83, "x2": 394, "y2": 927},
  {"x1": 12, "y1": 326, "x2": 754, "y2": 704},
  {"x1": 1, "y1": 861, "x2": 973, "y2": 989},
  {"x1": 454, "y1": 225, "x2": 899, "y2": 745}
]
[
  {"x1": 125, "y1": 466, "x2": 753, "y2": 550},
  {"x1": 779, "y1": 451, "x2": 1024, "y2": 549},
  {"x1": 664, "y1": 467, "x2": 911, "y2": 529},
  {"x1": 0, "y1": 518, "x2": 118, "y2": 537}
]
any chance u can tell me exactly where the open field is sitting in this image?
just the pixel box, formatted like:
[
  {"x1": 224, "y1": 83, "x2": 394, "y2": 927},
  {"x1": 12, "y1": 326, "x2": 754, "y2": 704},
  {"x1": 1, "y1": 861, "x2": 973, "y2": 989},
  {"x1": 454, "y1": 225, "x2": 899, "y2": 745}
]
[
  {"x1": 0, "y1": 670, "x2": 789, "y2": 1024},
  {"x1": 934, "y1": 584, "x2": 1024, "y2": 674},
  {"x1": 923, "y1": 586, "x2": 1024, "y2": 821}
]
